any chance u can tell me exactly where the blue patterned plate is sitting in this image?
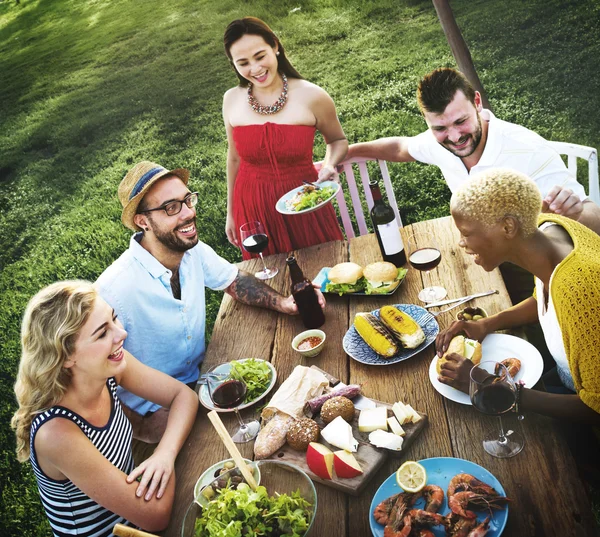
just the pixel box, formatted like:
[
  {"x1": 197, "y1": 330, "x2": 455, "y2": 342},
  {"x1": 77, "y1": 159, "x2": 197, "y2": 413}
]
[
  {"x1": 275, "y1": 180, "x2": 340, "y2": 215},
  {"x1": 343, "y1": 304, "x2": 439, "y2": 366},
  {"x1": 369, "y1": 457, "x2": 508, "y2": 537}
]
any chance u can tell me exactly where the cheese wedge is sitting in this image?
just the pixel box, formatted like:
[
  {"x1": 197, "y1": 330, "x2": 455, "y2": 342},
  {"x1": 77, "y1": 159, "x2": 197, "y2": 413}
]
[
  {"x1": 392, "y1": 402, "x2": 411, "y2": 425},
  {"x1": 387, "y1": 416, "x2": 405, "y2": 436},
  {"x1": 358, "y1": 407, "x2": 388, "y2": 433},
  {"x1": 321, "y1": 416, "x2": 358, "y2": 452},
  {"x1": 404, "y1": 403, "x2": 422, "y2": 423},
  {"x1": 369, "y1": 429, "x2": 404, "y2": 451}
]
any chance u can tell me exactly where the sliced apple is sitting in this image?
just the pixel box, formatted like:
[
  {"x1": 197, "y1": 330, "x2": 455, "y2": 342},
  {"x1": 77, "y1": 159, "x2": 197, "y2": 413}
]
[
  {"x1": 306, "y1": 442, "x2": 334, "y2": 480},
  {"x1": 333, "y1": 450, "x2": 363, "y2": 479}
]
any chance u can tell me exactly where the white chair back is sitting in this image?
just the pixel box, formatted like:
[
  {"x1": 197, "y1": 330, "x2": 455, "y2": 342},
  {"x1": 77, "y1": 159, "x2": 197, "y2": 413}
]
[
  {"x1": 548, "y1": 141, "x2": 599, "y2": 205},
  {"x1": 314, "y1": 158, "x2": 402, "y2": 239}
]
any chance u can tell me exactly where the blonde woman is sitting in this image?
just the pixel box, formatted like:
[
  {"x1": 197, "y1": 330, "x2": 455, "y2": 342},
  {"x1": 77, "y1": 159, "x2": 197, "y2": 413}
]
[
  {"x1": 436, "y1": 168, "x2": 600, "y2": 424},
  {"x1": 11, "y1": 281, "x2": 198, "y2": 536}
]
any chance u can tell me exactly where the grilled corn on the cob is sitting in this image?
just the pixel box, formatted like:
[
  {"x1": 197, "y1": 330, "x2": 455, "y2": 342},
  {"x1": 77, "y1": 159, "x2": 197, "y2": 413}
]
[
  {"x1": 354, "y1": 312, "x2": 398, "y2": 357},
  {"x1": 379, "y1": 306, "x2": 426, "y2": 349}
]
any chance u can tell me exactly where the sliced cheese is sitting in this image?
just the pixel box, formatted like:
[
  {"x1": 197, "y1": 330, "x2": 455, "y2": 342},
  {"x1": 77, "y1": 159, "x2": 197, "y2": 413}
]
[
  {"x1": 387, "y1": 416, "x2": 405, "y2": 436},
  {"x1": 321, "y1": 416, "x2": 358, "y2": 452},
  {"x1": 392, "y1": 402, "x2": 411, "y2": 425},
  {"x1": 358, "y1": 407, "x2": 388, "y2": 433},
  {"x1": 369, "y1": 429, "x2": 404, "y2": 451},
  {"x1": 404, "y1": 404, "x2": 422, "y2": 423}
]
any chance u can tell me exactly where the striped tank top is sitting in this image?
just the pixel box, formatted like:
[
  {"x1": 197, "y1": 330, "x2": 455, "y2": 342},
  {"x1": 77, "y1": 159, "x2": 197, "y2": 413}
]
[{"x1": 30, "y1": 377, "x2": 135, "y2": 537}]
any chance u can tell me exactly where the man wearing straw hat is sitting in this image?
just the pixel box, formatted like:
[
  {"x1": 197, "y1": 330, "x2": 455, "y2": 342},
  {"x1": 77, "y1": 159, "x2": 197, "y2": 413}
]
[{"x1": 97, "y1": 161, "x2": 322, "y2": 442}]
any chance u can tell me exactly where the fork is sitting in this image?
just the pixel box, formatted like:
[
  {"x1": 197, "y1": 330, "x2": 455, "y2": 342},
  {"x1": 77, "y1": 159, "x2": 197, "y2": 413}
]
[
  {"x1": 302, "y1": 180, "x2": 321, "y2": 190},
  {"x1": 430, "y1": 296, "x2": 472, "y2": 318}
]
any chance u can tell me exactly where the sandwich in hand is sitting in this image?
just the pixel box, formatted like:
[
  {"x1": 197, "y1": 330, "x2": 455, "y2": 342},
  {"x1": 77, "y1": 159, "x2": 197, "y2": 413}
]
[
  {"x1": 325, "y1": 262, "x2": 365, "y2": 295},
  {"x1": 436, "y1": 335, "x2": 482, "y2": 374},
  {"x1": 363, "y1": 262, "x2": 407, "y2": 295}
]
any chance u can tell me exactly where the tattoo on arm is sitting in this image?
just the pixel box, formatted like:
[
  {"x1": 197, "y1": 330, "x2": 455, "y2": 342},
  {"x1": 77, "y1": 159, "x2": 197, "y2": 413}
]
[{"x1": 225, "y1": 271, "x2": 283, "y2": 311}]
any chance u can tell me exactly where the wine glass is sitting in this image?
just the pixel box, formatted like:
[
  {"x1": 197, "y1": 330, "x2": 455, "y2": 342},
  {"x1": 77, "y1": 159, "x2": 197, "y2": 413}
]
[
  {"x1": 240, "y1": 221, "x2": 278, "y2": 280},
  {"x1": 470, "y1": 360, "x2": 525, "y2": 458},
  {"x1": 407, "y1": 231, "x2": 447, "y2": 302},
  {"x1": 205, "y1": 364, "x2": 261, "y2": 443}
]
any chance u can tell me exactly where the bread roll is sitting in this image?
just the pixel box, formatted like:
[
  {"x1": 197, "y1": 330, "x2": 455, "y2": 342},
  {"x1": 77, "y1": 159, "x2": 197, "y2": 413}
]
[
  {"x1": 320, "y1": 396, "x2": 355, "y2": 423},
  {"x1": 286, "y1": 418, "x2": 320, "y2": 451},
  {"x1": 436, "y1": 335, "x2": 482, "y2": 374}
]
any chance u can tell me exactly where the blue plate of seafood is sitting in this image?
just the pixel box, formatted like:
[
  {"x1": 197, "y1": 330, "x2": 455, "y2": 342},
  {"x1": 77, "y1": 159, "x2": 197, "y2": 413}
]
[
  {"x1": 275, "y1": 180, "x2": 340, "y2": 215},
  {"x1": 343, "y1": 304, "x2": 439, "y2": 366},
  {"x1": 369, "y1": 457, "x2": 509, "y2": 537}
]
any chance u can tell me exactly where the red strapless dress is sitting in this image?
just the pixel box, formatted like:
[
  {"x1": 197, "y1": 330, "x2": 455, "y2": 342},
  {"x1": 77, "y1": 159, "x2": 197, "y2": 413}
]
[{"x1": 232, "y1": 123, "x2": 344, "y2": 260}]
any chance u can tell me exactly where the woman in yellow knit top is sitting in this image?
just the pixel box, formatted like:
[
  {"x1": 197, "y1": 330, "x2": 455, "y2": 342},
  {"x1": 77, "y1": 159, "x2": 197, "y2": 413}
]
[{"x1": 436, "y1": 167, "x2": 600, "y2": 423}]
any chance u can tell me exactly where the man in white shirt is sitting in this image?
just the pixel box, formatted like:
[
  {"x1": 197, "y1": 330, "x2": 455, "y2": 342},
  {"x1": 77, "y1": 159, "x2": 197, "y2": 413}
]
[
  {"x1": 347, "y1": 68, "x2": 600, "y2": 234},
  {"x1": 97, "y1": 161, "x2": 325, "y2": 442}
]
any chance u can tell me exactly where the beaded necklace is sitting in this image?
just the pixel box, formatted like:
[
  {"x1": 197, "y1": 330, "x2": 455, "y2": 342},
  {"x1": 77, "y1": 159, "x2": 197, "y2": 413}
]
[{"x1": 247, "y1": 73, "x2": 288, "y2": 115}]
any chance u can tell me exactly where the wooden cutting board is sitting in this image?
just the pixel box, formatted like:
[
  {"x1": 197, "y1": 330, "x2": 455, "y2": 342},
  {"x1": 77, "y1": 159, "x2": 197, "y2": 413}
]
[{"x1": 264, "y1": 366, "x2": 428, "y2": 496}]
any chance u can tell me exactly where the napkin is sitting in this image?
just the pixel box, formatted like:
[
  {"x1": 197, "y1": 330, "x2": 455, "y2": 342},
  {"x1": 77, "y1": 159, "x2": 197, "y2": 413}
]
[{"x1": 262, "y1": 365, "x2": 329, "y2": 420}]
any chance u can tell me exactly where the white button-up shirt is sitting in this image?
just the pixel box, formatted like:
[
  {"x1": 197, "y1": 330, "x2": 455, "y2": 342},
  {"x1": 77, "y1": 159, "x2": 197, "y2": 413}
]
[
  {"x1": 407, "y1": 109, "x2": 587, "y2": 200},
  {"x1": 96, "y1": 234, "x2": 238, "y2": 414}
]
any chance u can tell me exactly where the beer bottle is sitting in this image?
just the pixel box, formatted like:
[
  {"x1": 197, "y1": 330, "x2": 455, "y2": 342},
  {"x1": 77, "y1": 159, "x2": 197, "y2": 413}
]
[
  {"x1": 286, "y1": 256, "x2": 325, "y2": 329},
  {"x1": 369, "y1": 181, "x2": 406, "y2": 267}
]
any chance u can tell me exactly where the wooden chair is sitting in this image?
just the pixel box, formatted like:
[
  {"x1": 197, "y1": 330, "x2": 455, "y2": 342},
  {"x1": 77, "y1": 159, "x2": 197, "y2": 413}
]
[
  {"x1": 548, "y1": 141, "x2": 600, "y2": 205},
  {"x1": 314, "y1": 157, "x2": 402, "y2": 239}
]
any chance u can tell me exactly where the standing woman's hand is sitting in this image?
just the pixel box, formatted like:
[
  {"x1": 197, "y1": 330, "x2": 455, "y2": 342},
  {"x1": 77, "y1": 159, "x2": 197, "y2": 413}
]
[
  {"x1": 225, "y1": 213, "x2": 240, "y2": 248},
  {"x1": 317, "y1": 164, "x2": 339, "y2": 183}
]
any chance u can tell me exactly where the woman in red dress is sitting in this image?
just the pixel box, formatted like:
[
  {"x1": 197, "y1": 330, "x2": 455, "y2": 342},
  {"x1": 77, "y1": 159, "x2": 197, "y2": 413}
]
[{"x1": 223, "y1": 17, "x2": 346, "y2": 259}]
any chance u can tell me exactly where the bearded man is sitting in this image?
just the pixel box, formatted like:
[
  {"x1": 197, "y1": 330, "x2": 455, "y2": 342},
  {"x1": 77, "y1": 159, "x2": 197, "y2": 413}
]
[
  {"x1": 96, "y1": 161, "x2": 323, "y2": 441},
  {"x1": 347, "y1": 67, "x2": 600, "y2": 234}
]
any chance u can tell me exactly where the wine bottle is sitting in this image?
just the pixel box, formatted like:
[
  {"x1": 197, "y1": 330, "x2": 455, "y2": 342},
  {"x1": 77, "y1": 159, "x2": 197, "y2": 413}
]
[
  {"x1": 369, "y1": 181, "x2": 406, "y2": 267},
  {"x1": 286, "y1": 256, "x2": 325, "y2": 329}
]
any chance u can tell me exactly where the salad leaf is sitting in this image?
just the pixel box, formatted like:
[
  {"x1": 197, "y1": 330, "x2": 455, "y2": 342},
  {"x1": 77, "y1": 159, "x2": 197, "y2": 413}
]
[
  {"x1": 230, "y1": 359, "x2": 272, "y2": 402},
  {"x1": 288, "y1": 186, "x2": 336, "y2": 212},
  {"x1": 194, "y1": 485, "x2": 312, "y2": 537},
  {"x1": 324, "y1": 277, "x2": 366, "y2": 295}
]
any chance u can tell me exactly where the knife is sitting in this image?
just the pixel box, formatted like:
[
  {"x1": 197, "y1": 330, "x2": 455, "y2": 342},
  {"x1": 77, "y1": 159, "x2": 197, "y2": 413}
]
[{"x1": 424, "y1": 289, "x2": 498, "y2": 309}]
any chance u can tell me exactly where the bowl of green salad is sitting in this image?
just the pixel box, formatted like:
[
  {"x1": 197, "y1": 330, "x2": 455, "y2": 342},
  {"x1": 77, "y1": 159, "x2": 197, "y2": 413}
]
[{"x1": 183, "y1": 460, "x2": 317, "y2": 537}]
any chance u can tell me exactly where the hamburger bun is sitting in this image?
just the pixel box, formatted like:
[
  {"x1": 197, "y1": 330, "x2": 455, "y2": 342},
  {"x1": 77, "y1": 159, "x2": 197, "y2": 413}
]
[
  {"x1": 328, "y1": 262, "x2": 363, "y2": 284},
  {"x1": 363, "y1": 261, "x2": 398, "y2": 283},
  {"x1": 436, "y1": 335, "x2": 482, "y2": 374}
]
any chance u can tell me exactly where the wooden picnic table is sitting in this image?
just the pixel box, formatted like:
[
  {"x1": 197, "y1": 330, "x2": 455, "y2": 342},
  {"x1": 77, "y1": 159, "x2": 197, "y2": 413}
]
[{"x1": 165, "y1": 216, "x2": 598, "y2": 537}]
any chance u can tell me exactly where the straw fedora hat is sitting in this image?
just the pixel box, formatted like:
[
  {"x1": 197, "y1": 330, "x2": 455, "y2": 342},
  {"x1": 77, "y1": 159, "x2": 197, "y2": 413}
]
[{"x1": 119, "y1": 161, "x2": 190, "y2": 231}]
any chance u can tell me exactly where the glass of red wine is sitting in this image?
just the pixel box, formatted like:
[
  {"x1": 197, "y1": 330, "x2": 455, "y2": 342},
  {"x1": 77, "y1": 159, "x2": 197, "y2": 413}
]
[
  {"x1": 239, "y1": 221, "x2": 278, "y2": 280},
  {"x1": 470, "y1": 360, "x2": 524, "y2": 458},
  {"x1": 407, "y1": 231, "x2": 447, "y2": 303},
  {"x1": 205, "y1": 364, "x2": 261, "y2": 443}
]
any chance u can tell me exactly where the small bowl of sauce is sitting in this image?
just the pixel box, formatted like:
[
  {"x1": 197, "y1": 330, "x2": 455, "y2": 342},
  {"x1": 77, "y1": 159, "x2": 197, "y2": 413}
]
[{"x1": 292, "y1": 329, "x2": 326, "y2": 358}]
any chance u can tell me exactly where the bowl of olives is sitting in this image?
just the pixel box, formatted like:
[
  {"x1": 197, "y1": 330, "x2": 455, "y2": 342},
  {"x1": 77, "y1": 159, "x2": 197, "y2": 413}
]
[
  {"x1": 193, "y1": 458, "x2": 261, "y2": 506},
  {"x1": 456, "y1": 306, "x2": 488, "y2": 322}
]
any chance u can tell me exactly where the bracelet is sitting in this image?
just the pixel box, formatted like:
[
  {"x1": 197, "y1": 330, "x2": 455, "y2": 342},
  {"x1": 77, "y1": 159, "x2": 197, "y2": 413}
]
[{"x1": 514, "y1": 380, "x2": 526, "y2": 419}]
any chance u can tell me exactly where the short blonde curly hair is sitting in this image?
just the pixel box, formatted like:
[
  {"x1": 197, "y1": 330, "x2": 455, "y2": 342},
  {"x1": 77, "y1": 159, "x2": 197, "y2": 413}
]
[{"x1": 450, "y1": 168, "x2": 542, "y2": 237}]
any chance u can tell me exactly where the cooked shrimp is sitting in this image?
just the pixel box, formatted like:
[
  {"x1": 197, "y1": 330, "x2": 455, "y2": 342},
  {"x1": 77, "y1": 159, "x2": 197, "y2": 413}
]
[
  {"x1": 421, "y1": 484, "x2": 444, "y2": 513},
  {"x1": 447, "y1": 513, "x2": 477, "y2": 537},
  {"x1": 448, "y1": 491, "x2": 509, "y2": 518},
  {"x1": 373, "y1": 493, "x2": 402, "y2": 525},
  {"x1": 383, "y1": 515, "x2": 412, "y2": 537},
  {"x1": 406, "y1": 509, "x2": 449, "y2": 528},
  {"x1": 447, "y1": 473, "x2": 500, "y2": 498},
  {"x1": 496, "y1": 358, "x2": 521, "y2": 378},
  {"x1": 467, "y1": 516, "x2": 490, "y2": 537}
]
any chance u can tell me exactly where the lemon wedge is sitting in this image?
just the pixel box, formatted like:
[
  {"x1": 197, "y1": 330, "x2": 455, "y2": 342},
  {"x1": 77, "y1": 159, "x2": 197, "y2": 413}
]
[{"x1": 396, "y1": 461, "x2": 427, "y2": 493}]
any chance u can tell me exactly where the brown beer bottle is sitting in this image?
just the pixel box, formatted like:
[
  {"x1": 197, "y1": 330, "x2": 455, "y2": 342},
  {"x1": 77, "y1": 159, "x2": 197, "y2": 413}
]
[{"x1": 286, "y1": 256, "x2": 325, "y2": 329}]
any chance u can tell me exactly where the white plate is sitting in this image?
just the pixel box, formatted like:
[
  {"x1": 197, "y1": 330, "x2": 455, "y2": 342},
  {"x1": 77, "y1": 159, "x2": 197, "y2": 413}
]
[
  {"x1": 275, "y1": 180, "x2": 340, "y2": 215},
  {"x1": 343, "y1": 304, "x2": 439, "y2": 366},
  {"x1": 199, "y1": 359, "x2": 277, "y2": 412},
  {"x1": 429, "y1": 333, "x2": 544, "y2": 405}
]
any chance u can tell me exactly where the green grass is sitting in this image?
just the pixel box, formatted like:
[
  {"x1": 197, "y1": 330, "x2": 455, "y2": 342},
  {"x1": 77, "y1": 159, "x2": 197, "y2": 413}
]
[{"x1": 1, "y1": 0, "x2": 599, "y2": 535}]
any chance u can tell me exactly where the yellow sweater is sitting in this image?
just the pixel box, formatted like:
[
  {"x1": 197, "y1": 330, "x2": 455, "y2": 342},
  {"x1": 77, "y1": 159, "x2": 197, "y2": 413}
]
[{"x1": 538, "y1": 214, "x2": 600, "y2": 413}]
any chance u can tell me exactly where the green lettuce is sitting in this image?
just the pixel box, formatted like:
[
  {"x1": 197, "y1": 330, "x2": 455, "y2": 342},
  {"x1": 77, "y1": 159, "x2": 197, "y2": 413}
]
[
  {"x1": 194, "y1": 484, "x2": 312, "y2": 537},
  {"x1": 230, "y1": 359, "x2": 272, "y2": 403},
  {"x1": 325, "y1": 277, "x2": 366, "y2": 295}
]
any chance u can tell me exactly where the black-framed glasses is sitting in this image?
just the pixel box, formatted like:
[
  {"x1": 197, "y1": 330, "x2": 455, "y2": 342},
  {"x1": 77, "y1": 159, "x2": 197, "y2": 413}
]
[{"x1": 139, "y1": 192, "x2": 199, "y2": 216}]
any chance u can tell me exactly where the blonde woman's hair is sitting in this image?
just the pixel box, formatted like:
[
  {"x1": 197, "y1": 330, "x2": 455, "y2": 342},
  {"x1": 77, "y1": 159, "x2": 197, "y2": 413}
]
[
  {"x1": 11, "y1": 281, "x2": 98, "y2": 462},
  {"x1": 450, "y1": 168, "x2": 543, "y2": 237}
]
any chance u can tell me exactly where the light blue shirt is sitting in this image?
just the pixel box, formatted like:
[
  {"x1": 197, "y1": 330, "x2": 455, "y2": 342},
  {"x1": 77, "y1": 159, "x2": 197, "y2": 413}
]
[{"x1": 96, "y1": 234, "x2": 238, "y2": 414}]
